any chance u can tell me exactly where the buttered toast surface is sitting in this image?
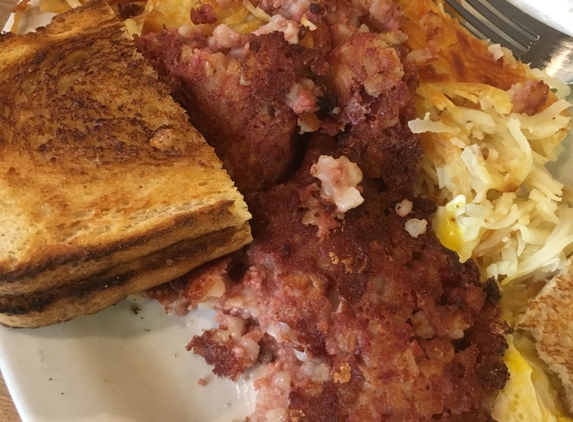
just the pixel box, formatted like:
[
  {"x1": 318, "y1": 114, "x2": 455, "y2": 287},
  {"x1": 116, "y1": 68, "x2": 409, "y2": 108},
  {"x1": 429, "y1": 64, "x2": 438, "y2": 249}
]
[{"x1": 0, "y1": 1, "x2": 251, "y2": 298}]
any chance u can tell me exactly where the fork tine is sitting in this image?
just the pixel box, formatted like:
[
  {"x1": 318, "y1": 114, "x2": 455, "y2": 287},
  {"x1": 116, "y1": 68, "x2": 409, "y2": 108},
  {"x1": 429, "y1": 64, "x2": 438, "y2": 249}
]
[
  {"x1": 463, "y1": 0, "x2": 538, "y2": 46},
  {"x1": 444, "y1": 0, "x2": 527, "y2": 51}
]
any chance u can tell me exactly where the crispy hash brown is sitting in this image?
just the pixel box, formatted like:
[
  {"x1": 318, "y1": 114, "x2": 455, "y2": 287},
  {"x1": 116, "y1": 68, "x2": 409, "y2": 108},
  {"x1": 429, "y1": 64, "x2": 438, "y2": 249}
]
[
  {"x1": 400, "y1": 0, "x2": 573, "y2": 290},
  {"x1": 400, "y1": 7, "x2": 573, "y2": 417},
  {"x1": 396, "y1": 4, "x2": 573, "y2": 418},
  {"x1": 138, "y1": 0, "x2": 514, "y2": 419}
]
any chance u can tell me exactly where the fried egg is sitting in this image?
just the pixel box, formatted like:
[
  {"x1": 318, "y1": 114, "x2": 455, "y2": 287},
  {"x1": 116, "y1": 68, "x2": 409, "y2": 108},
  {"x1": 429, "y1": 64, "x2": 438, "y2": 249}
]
[{"x1": 492, "y1": 335, "x2": 573, "y2": 422}]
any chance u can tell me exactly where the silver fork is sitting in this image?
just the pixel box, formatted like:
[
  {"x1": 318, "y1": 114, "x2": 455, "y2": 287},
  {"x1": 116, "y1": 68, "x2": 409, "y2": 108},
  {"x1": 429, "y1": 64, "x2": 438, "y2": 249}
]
[{"x1": 443, "y1": 0, "x2": 573, "y2": 84}]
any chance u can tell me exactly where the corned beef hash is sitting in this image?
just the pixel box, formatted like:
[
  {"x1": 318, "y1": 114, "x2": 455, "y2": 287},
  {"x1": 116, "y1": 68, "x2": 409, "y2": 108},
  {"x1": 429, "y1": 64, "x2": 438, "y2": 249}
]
[{"x1": 27, "y1": 0, "x2": 573, "y2": 419}]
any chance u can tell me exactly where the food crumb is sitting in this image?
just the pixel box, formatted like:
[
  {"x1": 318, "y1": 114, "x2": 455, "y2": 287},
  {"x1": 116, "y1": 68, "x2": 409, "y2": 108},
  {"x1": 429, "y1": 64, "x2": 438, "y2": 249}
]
[
  {"x1": 333, "y1": 362, "x2": 351, "y2": 383},
  {"x1": 405, "y1": 218, "x2": 428, "y2": 238},
  {"x1": 197, "y1": 378, "x2": 208, "y2": 386},
  {"x1": 144, "y1": 328, "x2": 151, "y2": 332},
  {"x1": 488, "y1": 43, "x2": 504, "y2": 60},
  {"x1": 395, "y1": 199, "x2": 413, "y2": 217},
  {"x1": 131, "y1": 304, "x2": 141, "y2": 315}
]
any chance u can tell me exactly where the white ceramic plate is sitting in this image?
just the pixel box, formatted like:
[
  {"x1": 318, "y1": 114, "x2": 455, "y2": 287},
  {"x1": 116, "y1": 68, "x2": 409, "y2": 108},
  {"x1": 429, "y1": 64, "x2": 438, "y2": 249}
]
[
  {"x1": 1, "y1": 2, "x2": 572, "y2": 422},
  {"x1": 0, "y1": 297, "x2": 255, "y2": 422}
]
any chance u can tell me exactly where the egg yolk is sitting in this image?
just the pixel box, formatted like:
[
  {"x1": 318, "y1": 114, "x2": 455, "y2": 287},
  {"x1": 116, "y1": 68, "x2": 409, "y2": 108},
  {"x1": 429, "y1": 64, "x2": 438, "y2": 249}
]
[{"x1": 436, "y1": 216, "x2": 464, "y2": 252}]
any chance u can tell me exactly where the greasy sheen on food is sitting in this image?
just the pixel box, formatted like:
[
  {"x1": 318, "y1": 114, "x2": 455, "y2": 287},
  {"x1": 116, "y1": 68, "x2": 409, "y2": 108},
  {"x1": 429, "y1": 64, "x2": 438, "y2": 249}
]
[
  {"x1": 0, "y1": 0, "x2": 251, "y2": 327},
  {"x1": 138, "y1": 0, "x2": 512, "y2": 419}
]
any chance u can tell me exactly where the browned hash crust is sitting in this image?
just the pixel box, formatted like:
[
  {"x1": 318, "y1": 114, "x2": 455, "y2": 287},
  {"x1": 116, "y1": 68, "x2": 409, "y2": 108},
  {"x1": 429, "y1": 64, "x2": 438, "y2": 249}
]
[
  {"x1": 278, "y1": 138, "x2": 506, "y2": 419},
  {"x1": 136, "y1": 31, "x2": 327, "y2": 192},
  {"x1": 187, "y1": 137, "x2": 508, "y2": 421},
  {"x1": 137, "y1": 1, "x2": 510, "y2": 419},
  {"x1": 135, "y1": 27, "x2": 420, "y2": 197},
  {"x1": 186, "y1": 330, "x2": 245, "y2": 380}
]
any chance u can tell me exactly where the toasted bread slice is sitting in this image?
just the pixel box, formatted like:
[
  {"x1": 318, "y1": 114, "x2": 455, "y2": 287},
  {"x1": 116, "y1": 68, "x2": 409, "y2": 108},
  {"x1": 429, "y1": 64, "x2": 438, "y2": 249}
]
[
  {"x1": 0, "y1": 0, "x2": 251, "y2": 295},
  {"x1": 0, "y1": 222, "x2": 250, "y2": 328},
  {"x1": 517, "y1": 266, "x2": 573, "y2": 415}
]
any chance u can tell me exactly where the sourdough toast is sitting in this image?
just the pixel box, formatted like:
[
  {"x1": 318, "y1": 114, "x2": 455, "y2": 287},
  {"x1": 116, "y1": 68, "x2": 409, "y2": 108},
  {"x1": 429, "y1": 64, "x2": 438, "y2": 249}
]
[{"x1": 0, "y1": 0, "x2": 251, "y2": 299}]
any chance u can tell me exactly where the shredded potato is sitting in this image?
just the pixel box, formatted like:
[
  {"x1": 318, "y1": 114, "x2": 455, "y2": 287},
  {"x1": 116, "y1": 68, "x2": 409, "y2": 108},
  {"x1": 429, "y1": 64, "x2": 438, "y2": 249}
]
[
  {"x1": 10, "y1": 0, "x2": 31, "y2": 33},
  {"x1": 39, "y1": 0, "x2": 73, "y2": 13},
  {"x1": 398, "y1": 1, "x2": 573, "y2": 419},
  {"x1": 142, "y1": 0, "x2": 267, "y2": 36},
  {"x1": 410, "y1": 80, "x2": 572, "y2": 291}
]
